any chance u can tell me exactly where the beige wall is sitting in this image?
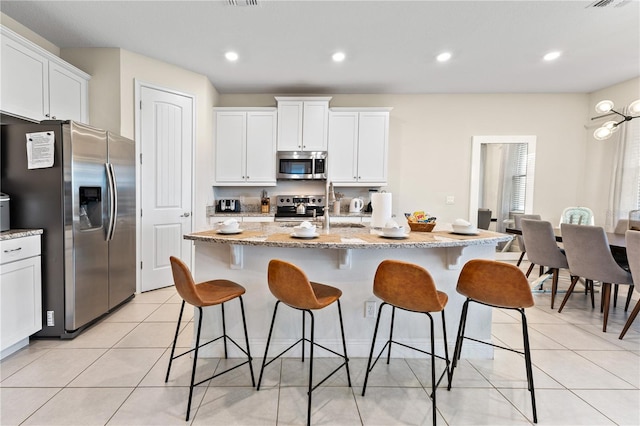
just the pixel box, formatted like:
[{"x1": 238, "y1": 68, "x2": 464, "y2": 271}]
[
  {"x1": 220, "y1": 93, "x2": 588, "y2": 226},
  {"x1": 61, "y1": 48, "x2": 121, "y2": 133}
]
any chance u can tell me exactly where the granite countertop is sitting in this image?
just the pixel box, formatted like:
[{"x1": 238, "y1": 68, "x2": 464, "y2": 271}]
[
  {"x1": 185, "y1": 223, "x2": 512, "y2": 249},
  {"x1": 0, "y1": 229, "x2": 44, "y2": 241}
]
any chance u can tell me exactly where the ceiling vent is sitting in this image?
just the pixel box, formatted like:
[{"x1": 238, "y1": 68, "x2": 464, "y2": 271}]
[
  {"x1": 587, "y1": 0, "x2": 631, "y2": 7},
  {"x1": 228, "y1": 0, "x2": 259, "y2": 6}
]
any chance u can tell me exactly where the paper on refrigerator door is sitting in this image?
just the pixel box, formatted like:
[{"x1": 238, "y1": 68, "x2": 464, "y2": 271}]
[{"x1": 26, "y1": 131, "x2": 55, "y2": 169}]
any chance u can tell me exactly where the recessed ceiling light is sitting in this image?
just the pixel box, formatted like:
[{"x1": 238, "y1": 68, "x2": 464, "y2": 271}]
[
  {"x1": 225, "y1": 51, "x2": 239, "y2": 62},
  {"x1": 543, "y1": 51, "x2": 561, "y2": 61},
  {"x1": 436, "y1": 52, "x2": 452, "y2": 62},
  {"x1": 332, "y1": 52, "x2": 346, "y2": 62}
]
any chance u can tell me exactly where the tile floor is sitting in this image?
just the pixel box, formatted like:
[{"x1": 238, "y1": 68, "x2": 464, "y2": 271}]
[{"x1": 1, "y1": 261, "x2": 639, "y2": 425}]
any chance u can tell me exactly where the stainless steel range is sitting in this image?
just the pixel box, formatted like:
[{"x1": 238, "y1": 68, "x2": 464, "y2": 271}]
[{"x1": 275, "y1": 195, "x2": 325, "y2": 221}]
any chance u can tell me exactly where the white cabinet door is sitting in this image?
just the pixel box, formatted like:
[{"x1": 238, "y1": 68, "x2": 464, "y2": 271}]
[
  {"x1": 302, "y1": 101, "x2": 329, "y2": 151},
  {"x1": 0, "y1": 236, "x2": 42, "y2": 358},
  {"x1": 276, "y1": 98, "x2": 329, "y2": 151},
  {"x1": 277, "y1": 101, "x2": 303, "y2": 151},
  {"x1": 328, "y1": 111, "x2": 359, "y2": 183},
  {"x1": 357, "y1": 112, "x2": 389, "y2": 184},
  {"x1": 49, "y1": 62, "x2": 88, "y2": 122},
  {"x1": 0, "y1": 36, "x2": 48, "y2": 121},
  {"x1": 215, "y1": 108, "x2": 277, "y2": 186},
  {"x1": 246, "y1": 110, "x2": 277, "y2": 184},
  {"x1": 215, "y1": 111, "x2": 247, "y2": 183}
]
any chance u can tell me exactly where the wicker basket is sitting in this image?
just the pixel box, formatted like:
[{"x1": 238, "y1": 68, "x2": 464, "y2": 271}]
[{"x1": 408, "y1": 221, "x2": 436, "y2": 232}]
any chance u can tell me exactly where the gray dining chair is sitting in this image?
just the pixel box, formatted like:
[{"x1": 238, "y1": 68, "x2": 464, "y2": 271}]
[
  {"x1": 629, "y1": 210, "x2": 640, "y2": 231},
  {"x1": 521, "y1": 219, "x2": 571, "y2": 309},
  {"x1": 559, "y1": 224, "x2": 634, "y2": 332},
  {"x1": 514, "y1": 214, "x2": 542, "y2": 267},
  {"x1": 613, "y1": 219, "x2": 629, "y2": 234},
  {"x1": 619, "y1": 230, "x2": 640, "y2": 339}
]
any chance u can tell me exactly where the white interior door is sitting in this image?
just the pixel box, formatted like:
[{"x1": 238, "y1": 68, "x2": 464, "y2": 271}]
[{"x1": 139, "y1": 85, "x2": 193, "y2": 292}]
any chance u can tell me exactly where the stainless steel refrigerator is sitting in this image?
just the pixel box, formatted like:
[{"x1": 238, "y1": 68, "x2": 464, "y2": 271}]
[{"x1": 1, "y1": 120, "x2": 136, "y2": 338}]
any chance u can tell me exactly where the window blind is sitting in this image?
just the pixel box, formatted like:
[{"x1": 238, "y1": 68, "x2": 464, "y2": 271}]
[{"x1": 510, "y1": 144, "x2": 528, "y2": 212}]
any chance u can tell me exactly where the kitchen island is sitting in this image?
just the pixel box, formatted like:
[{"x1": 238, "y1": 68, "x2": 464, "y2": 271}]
[{"x1": 184, "y1": 224, "x2": 512, "y2": 359}]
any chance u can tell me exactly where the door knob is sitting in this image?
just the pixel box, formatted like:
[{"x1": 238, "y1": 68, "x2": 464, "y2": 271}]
[{"x1": 180, "y1": 212, "x2": 191, "y2": 217}]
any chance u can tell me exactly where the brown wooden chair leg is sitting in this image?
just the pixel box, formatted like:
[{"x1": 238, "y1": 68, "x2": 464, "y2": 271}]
[
  {"x1": 613, "y1": 284, "x2": 619, "y2": 308},
  {"x1": 602, "y1": 283, "x2": 611, "y2": 332},
  {"x1": 588, "y1": 280, "x2": 595, "y2": 309},
  {"x1": 526, "y1": 263, "x2": 535, "y2": 278},
  {"x1": 619, "y1": 299, "x2": 640, "y2": 339},
  {"x1": 625, "y1": 285, "x2": 634, "y2": 312},
  {"x1": 558, "y1": 275, "x2": 580, "y2": 313},
  {"x1": 550, "y1": 268, "x2": 559, "y2": 309}
]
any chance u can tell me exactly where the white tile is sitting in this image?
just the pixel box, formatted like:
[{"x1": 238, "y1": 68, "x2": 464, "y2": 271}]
[
  {"x1": 492, "y1": 308, "x2": 520, "y2": 324},
  {"x1": 575, "y1": 323, "x2": 640, "y2": 351},
  {"x1": 492, "y1": 323, "x2": 566, "y2": 350},
  {"x1": 467, "y1": 350, "x2": 563, "y2": 389},
  {"x1": 0, "y1": 348, "x2": 106, "y2": 387},
  {"x1": 130, "y1": 287, "x2": 177, "y2": 304},
  {"x1": 500, "y1": 388, "x2": 615, "y2": 425},
  {"x1": 207, "y1": 357, "x2": 260, "y2": 388},
  {"x1": 531, "y1": 323, "x2": 623, "y2": 350},
  {"x1": 530, "y1": 349, "x2": 634, "y2": 389},
  {"x1": 113, "y1": 322, "x2": 177, "y2": 348},
  {"x1": 0, "y1": 387, "x2": 59, "y2": 425},
  {"x1": 107, "y1": 386, "x2": 207, "y2": 425},
  {"x1": 437, "y1": 387, "x2": 531, "y2": 425},
  {"x1": 145, "y1": 303, "x2": 193, "y2": 323},
  {"x1": 576, "y1": 350, "x2": 640, "y2": 388},
  {"x1": 139, "y1": 348, "x2": 220, "y2": 387},
  {"x1": 68, "y1": 348, "x2": 164, "y2": 387},
  {"x1": 192, "y1": 386, "x2": 278, "y2": 425},
  {"x1": 356, "y1": 386, "x2": 446, "y2": 425},
  {"x1": 104, "y1": 302, "x2": 161, "y2": 322},
  {"x1": 56, "y1": 321, "x2": 138, "y2": 349},
  {"x1": 429, "y1": 358, "x2": 491, "y2": 388},
  {"x1": 573, "y1": 389, "x2": 640, "y2": 426},
  {"x1": 0, "y1": 345, "x2": 51, "y2": 381},
  {"x1": 23, "y1": 387, "x2": 132, "y2": 426},
  {"x1": 279, "y1": 386, "x2": 361, "y2": 425},
  {"x1": 352, "y1": 357, "x2": 421, "y2": 389},
  {"x1": 280, "y1": 357, "x2": 355, "y2": 387}
]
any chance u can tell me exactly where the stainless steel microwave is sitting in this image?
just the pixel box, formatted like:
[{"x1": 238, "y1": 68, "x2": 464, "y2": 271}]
[{"x1": 277, "y1": 151, "x2": 327, "y2": 180}]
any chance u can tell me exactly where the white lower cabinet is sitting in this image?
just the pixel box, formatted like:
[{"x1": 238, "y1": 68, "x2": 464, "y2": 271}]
[
  {"x1": 214, "y1": 108, "x2": 277, "y2": 186},
  {"x1": 1, "y1": 235, "x2": 42, "y2": 359},
  {"x1": 328, "y1": 108, "x2": 391, "y2": 186}
]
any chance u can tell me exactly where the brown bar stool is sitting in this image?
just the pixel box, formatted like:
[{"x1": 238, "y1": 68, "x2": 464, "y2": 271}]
[
  {"x1": 361, "y1": 260, "x2": 450, "y2": 426},
  {"x1": 166, "y1": 256, "x2": 255, "y2": 421},
  {"x1": 449, "y1": 259, "x2": 537, "y2": 423},
  {"x1": 257, "y1": 259, "x2": 351, "y2": 426}
]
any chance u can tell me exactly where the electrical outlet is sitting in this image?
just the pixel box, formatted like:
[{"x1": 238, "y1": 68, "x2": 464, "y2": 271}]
[
  {"x1": 446, "y1": 195, "x2": 455, "y2": 205},
  {"x1": 46, "y1": 310, "x2": 54, "y2": 326},
  {"x1": 365, "y1": 301, "x2": 377, "y2": 318}
]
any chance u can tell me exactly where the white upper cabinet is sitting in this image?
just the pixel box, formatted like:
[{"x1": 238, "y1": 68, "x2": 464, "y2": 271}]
[
  {"x1": 276, "y1": 97, "x2": 331, "y2": 151},
  {"x1": 0, "y1": 26, "x2": 89, "y2": 123},
  {"x1": 328, "y1": 108, "x2": 391, "y2": 186},
  {"x1": 214, "y1": 108, "x2": 277, "y2": 186}
]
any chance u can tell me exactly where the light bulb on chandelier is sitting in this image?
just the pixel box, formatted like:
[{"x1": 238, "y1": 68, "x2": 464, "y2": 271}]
[{"x1": 593, "y1": 99, "x2": 640, "y2": 140}]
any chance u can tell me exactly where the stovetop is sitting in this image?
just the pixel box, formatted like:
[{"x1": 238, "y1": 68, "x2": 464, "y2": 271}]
[{"x1": 275, "y1": 194, "x2": 325, "y2": 220}]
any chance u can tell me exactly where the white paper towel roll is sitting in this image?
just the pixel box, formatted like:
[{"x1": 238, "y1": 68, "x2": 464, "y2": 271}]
[{"x1": 371, "y1": 193, "x2": 392, "y2": 228}]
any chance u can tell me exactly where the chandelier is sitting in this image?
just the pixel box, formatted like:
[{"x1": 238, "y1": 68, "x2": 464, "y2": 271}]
[{"x1": 593, "y1": 99, "x2": 640, "y2": 140}]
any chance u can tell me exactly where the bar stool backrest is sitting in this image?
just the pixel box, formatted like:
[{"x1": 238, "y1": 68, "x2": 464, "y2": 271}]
[
  {"x1": 170, "y1": 256, "x2": 204, "y2": 307},
  {"x1": 268, "y1": 259, "x2": 322, "y2": 309},
  {"x1": 456, "y1": 259, "x2": 534, "y2": 309},
  {"x1": 373, "y1": 260, "x2": 445, "y2": 312},
  {"x1": 561, "y1": 224, "x2": 632, "y2": 285}
]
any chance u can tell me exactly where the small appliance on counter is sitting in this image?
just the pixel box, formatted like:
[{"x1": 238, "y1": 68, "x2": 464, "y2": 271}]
[
  {"x1": 216, "y1": 198, "x2": 241, "y2": 213},
  {"x1": 275, "y1": 195, "x2": 325, "y2": 221},
  {"x1": 0, "y1": 193, "x2": 10, "y2": 231}
]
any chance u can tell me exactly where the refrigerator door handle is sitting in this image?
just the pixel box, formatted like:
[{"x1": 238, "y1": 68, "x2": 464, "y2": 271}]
[{"x1": 105, "y1": 162, "x2": 118, "y2": 241}]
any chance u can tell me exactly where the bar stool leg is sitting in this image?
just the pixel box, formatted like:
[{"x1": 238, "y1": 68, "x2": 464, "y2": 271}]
[
  {"x1": 520, "y1": 309, "x2": 537, "y2": 423},
  {"x1": 362, "y1": 302, "x2": 386, "y2": 396},
  {"x1": 387, "y1": 306, "x2": 396, "y2": 364},
  {"x1": 428, "y1": 313, "x2": 437, "y2": 426},
  {"x1": 221, "y1": 303, "x2": 228, "y2": 359},
  {"x1": 336, "y1": 300, "x2": 352, "y2": 387},
  {"x1": 165, "y1": 300, "x2": 186, "y2": 382},
  {"x1": 307, "y1": 310, "x2": 315, "y2": 426},
  {"x1": 302, "y1": 311, "x2": 306, "y2": 362},
  {"x1": 449, "y1": 299, "x2": 470, "y2": 388},
  {"x1": 257, "y1": 301, "x2": 280, "y2": 390},
  {"x1": 441, "y1": 310, "x2": 451, "y2": 389},
  {"x1": 238, "y1": 295, "x2": 255, "y2": 386},
  {"x1": 186, "y1": 306, "x2": 204, "y2": 422}
]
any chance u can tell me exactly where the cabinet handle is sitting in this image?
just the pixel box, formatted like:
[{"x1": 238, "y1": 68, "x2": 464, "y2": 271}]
[
  {"x1": 3, "y1": 247, "x2": 22, "y2": 253},
  {"x1": 180, "y1": 212, "x2": 191, "y2": 217},
  {"x1": 358, "y1": 176, "x2": 361, "y2": 179},
  {"x1": 246, "y1": 176, "x2": 250, "y2": 179},
  {"x1": 52, "y1": 116, "x2": 56, "y2": 119},
  {"x1": 45, "y1": 114, "x2": 50, "y2": 118}
]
